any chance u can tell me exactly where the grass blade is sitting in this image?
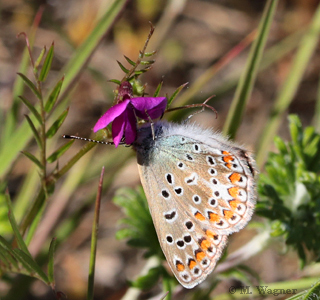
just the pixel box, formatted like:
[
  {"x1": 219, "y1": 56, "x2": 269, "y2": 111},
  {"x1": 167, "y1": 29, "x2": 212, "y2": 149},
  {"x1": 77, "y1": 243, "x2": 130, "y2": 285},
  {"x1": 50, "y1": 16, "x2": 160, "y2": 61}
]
[
  {"x1": 87, "y1": 167, "x2": 104, "y2": 300},
  {"x1": 223, "y1": 0, "x2": 278, "y2": 139},
  {"x1": 256, "y1": 3, "x2": 320, "y2": 167}
]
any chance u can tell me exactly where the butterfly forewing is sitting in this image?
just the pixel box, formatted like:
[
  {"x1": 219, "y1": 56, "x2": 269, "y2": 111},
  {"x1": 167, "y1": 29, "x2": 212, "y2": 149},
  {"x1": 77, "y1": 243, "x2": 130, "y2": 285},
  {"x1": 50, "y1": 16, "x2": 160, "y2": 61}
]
[{"x1": 134, "y1": 121, "x2": 257, "y2": 288}]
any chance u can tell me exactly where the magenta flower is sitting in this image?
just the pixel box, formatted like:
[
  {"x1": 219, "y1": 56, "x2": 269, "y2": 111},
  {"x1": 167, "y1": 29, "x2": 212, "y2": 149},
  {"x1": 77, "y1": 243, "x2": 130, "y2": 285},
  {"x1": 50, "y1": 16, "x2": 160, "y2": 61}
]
[{"x1": 93, "y1": 82, "x2": 167, "y2": 147}]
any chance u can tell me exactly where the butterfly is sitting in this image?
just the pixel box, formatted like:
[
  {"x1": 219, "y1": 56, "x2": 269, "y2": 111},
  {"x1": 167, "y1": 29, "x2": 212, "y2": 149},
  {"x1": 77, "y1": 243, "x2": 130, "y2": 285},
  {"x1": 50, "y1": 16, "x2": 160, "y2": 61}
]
[
  {"x1": 132, "y1": 120, "x2": 257, "y2": 289},
  {"x1": 64, "y1": 119, "x2": 257, "y2": 289}
]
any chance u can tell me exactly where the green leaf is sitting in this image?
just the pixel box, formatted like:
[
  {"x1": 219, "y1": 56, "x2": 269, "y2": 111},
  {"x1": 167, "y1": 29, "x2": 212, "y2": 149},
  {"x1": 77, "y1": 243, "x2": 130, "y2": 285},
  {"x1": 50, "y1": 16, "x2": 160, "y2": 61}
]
[
  {"x1": 153, "y1": 81, "x2": 163, "y2": 97},
  {"x1": 109, "y1": 79, "x2": 121, "y2": 85},
  {"x1": 144, "y1": 51, "x2": 157, "y2": 57},
  {"x1": 47, "y1": 140, "x2": 74, "y2": 163},
  {"x1": 5, "y1": 191, "x2": 32, "y2": 257},
  {"x1": 25, "y1": 115, "x2": 42, "y2": 149},
  {"x1": 124, "y1": 55, "x2": 136, "y2": 66},
  {"x1": 140, "y1": 60, "x2": 155, "y2": 65},
  {"x1": 46, "y1": 108, "x2": 69, "y2": 138},
  {"x1": 0, "y1": 236, "x2": 19, "y2": 269},
  {"x1": 12, "y1": 249, "x2": 49, "y2": 283},
  {"x1": 167, "y1": 82, "x2": 188, "y2": 108},
  {"x1": 44, "y1": 76, "x2": 64, "y2": 113},
  {"x1": 39, "y1": 42, "x2": 54, "y2": 82},
  {"x1": 34, "y1": 46, "x2": 46, "y2": 74},
  {"x1": 48, "y1": 237, "x2": 57, "y2": 284},
  {"x1": 17, "y1": 73, "x2": 41, "y2": 100},
  {"x1": 19, "y1": 96, "x2": 42, "y2": 125},
  {"x1": 223, "y1": 0, "x2": 278, "y2": 139},
  {"x1": 131, "y1": 266, "x2": 163, "y2": 290},
  {"x1": 117, "y1": 60, "x2": 129, "y2": 73},
  {"x1": 21, "y1": 151, "x2": 43, "y2": 169}
]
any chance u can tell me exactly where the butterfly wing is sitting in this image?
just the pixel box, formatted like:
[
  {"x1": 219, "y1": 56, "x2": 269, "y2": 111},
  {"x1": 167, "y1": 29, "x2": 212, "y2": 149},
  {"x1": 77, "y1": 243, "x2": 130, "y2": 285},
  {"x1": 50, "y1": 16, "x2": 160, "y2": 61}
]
[
  {"x1": 134, "y1": 121, "x2": 257, "y2": 288},
  {"x1": 137, "y1": 161, "x2": 228, "y2": 289}
]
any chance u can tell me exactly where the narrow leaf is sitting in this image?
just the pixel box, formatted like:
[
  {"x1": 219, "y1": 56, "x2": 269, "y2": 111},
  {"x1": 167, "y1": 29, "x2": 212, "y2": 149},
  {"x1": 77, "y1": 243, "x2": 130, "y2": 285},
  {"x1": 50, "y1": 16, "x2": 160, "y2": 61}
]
[
  {"x1": 167, "y1": 82, "x2": 189, "y2": 108},
  {"x1": 117, "y1": 60, "x2": 129, "y2": 73},
  {"x1": 109, "y1": 79, "x2": 121, "y2": 85},
  {"x1": 21, "y1": 151, "x2": 43, "y2": 169},
  {"x1": 153, "y1": 81, "x2": 163, "y2": 97},
  {"x1": 25, "y1": 115, "x2": 42, "y2": 149},
  {"x1": 44, "y1": 76, "x2": 64, "y2": 113},
  {"x1": 13, "y1": 248, "x2": 49, "y2": 283},
  {"x1": 124, "y1": 55, "x2": 136, "y2": 66},
  {"x1": 34, "y1": 46, "x2": 46, "y2": 74},
  {"x1": 46, "y1": 108, "x2": 69, "y2": 138},
  {"x1": 47, "y1": 140, "x2": 74, "y2": 163},
  {"x1": 144, "y1": 51, "x2": 157, "y2": 57},
  {"x1": 48, "y1": 237, "x2": 57, "y2": 284},
  {"x1": 223, "y1": 0, "x2": 278, "y2": 139},
  {"x1": 39, "y1": 42, "x2": 54, "y2": 82},
  {"x1": 17, "y1": 73, "x2": 41, "y2": 100},
  {"x1": 5, "y1": 191, "x2": 32, "y2": 257},
  {"x1": 0, "y1": 236, "x2": 19, "y2": 269},
  {"x1": 140, "y1": 60, "x2": 155, "y2": 65},
  {"x1": 19, "y1": 96, "x2": 42, "y2": 125}
]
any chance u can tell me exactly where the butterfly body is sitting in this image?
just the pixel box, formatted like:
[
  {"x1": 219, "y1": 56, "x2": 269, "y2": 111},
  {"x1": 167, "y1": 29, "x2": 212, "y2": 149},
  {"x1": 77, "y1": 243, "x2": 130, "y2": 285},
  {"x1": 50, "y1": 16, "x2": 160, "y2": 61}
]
[{"x1": 133, "y1": 121, "x2": 257, "y2": 288}]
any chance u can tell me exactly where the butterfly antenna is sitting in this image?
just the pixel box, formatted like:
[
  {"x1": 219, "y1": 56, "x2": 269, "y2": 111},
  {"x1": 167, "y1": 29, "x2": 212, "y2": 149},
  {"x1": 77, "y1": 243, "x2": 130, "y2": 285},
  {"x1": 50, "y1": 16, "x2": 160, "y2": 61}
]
[
  {"x1": 145, "y1": 110, "x2": 155, "y2": 140},
  {"x1": 62, "y1": 135, "x2": 115, "y2": 145}
]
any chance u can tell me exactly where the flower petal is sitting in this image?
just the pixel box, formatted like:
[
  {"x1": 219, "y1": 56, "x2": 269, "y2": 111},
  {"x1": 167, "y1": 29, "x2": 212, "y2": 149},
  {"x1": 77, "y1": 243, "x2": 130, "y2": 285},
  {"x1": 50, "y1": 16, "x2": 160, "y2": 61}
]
[
  {"x1": 112, "y1": 114, "x2": 126, "y2": 147},
  {"x1": 124, "y1": 108, "x2": 137, "y2": 145},
  {"x1": 130, "y1": 97, "x2": 167, "y2": 120},
  {"x1": 93, "y1": 99, "x2": 130, "y2": 132}
]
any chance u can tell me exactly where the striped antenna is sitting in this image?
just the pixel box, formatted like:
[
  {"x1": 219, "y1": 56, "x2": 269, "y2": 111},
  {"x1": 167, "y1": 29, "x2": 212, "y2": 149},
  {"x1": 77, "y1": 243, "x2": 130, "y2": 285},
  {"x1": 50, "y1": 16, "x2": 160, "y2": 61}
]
[{"x1": 62, "y1": 135, "x2": 115, "y2": 145}]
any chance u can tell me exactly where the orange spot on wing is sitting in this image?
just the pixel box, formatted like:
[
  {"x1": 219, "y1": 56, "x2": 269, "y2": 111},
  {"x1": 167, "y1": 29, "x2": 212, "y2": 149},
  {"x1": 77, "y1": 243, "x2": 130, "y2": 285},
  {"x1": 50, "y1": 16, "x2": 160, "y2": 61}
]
[
  {"x1": 226, "y1": 163, "x2": 233, "y2": 169},
  {"x1": 224, "y1": 210, "x2": 234, "y2": 220},
  {"x1": 195, "y1": 211, "x2": 206, "y2": 221},
  {"x1": 228, "y1": 187, "x2": 239, "y2": 198},
  {"x1": 222, "y1": 151, "x2": 231, "y2": 155},
  {"x1": 196, "y1": 250, "x2": 206, "y2": 261},
  {"x1": 176, "y1": 263, "x2": 185, "y2": 272},
  {"x1": 229, "y1": 200, "x2": 241, "y2": 210},
  {"x1": 208, "y1": 212, "x2": 220, "y2": 222},
  {"x1": 188, "y1": 260, "x2": 197, "y2": 270},
  {"x1": 206, "y1": 230, "x2": 215, "y2": 239},
  {"x1": 229, "y1": 173, "x2": 241, "y2": 183},
  {"x1": 201, "y1": 239, "x2": 211, "y2": 250},
  {"x1": 223, "y1": 155, "x2": 234, "y2": 163}
]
